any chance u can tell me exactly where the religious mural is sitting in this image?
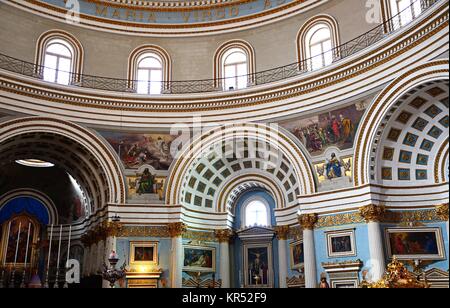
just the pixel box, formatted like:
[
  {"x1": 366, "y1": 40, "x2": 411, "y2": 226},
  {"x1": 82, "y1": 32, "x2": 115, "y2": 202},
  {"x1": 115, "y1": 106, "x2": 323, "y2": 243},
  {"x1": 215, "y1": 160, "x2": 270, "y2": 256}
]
[
  {"x1": 99, "y1": 131, "x2": 175, "y2": 170},
  {"x1": 183, "y1": 245, "x2": 215, "y2": 272},
  {"x1": 280, "y1": 103, "x2": 367, "y2": 156},
  {"x1": 246, "y1": 246, "x2": 270, "y2": 286},
  {"x1": 4, "y1": 216, "x2": 36, "y2": 264},
  {"x1": 289, "y1": 240, "x2": 304, "y2": 270},
  {"x1": 315, "y1": 156, "x2": 352, "y2": 183}
]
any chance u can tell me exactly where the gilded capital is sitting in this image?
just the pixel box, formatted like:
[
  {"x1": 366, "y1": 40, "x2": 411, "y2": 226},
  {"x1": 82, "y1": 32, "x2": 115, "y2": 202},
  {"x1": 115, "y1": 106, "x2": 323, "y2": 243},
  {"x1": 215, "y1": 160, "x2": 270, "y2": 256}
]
[
  {"x1": 298, "y1": 214, "x2": 318, "y2": 230},
  {"x1": 436, "y1": 203, "x2": 449, "y2": 221},
  {"x1": 274, "y1": 225, "x2": 290, "y2": 240},
  {"x1": 104, "y1": 221, "x2": 123, "y2": 237},
  {"x1": 214, "y1": 229, "x2": 233, "y2": 243},
  {"x1": 168, "y1": 222, "x2": 187, "y2": 237},
  {"x1": 359, "y1": 204, "x2": 386, "y2": 223}
]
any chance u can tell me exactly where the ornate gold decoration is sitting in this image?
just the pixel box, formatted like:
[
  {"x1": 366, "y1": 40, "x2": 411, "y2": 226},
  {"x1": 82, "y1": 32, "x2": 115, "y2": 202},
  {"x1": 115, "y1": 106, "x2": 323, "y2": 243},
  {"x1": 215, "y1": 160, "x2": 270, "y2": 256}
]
[
  {"x1": 298, "y1": 214, "x2": 318, "y2": 230},
  {"x1": 360, "y1": 256, "x2": 428, "y2": 288},
  {"x1": 214, "y1": 229, "x2": 234, "y2": 243},
  {"x1": 274, "y1": 225, "x2": 290, "y2": 240},
  {"x1": 167, "y1": 222, "x2": 187, "y2": 237},
  {"x1": 119, "y1": 225, "x2": 170, "y2": 237},
  {"x1": 436, "y1": 203, "x2": 449, "y2": 221},
  {"x1": 359, "y1": 204, "x2": 386, "y2": 222}
]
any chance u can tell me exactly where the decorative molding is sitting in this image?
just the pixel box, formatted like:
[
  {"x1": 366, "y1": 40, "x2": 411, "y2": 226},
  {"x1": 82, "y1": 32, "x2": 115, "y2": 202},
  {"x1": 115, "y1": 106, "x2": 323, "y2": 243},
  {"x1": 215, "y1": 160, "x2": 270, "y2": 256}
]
[
  {"x1": 298, "y1": 213, "x2": 317, "y2": 230},
  {"x1": 359, "y1": 204, "x2": 386, "y2": 223}
]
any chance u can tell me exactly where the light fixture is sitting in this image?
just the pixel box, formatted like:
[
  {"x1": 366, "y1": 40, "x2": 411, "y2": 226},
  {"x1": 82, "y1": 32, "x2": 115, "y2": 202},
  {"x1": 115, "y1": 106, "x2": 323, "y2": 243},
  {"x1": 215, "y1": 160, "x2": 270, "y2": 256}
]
[{"x1": 15, "y1": 159, "x2": 55, "y2": 168}]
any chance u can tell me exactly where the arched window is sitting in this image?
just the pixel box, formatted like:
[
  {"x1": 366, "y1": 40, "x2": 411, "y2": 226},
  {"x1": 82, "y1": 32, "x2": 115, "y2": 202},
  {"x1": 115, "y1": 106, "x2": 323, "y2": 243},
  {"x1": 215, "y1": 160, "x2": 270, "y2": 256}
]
[
  {"x1": 214, "y1": 40, "x2": 255, "y2": 91},
  {"x1": 136, "y1": 53, "x2": 163, "y2": 95},
  {"x1": 306, "y1": 24, "x2": 333, "y2": 71},
  {"x1": 244, "y1": 200, "x2": 269, "y2": 227},
  {"x1": 389, "y1": 0, "x2": 422, "y2": 28},
  {"x1": 297, "y1": 15, "x2": 340, "y2": 71},
  {"x1": 223, "y1": 48, "x2": 248, "y2": 91},
  {"x1": 35, "y1": 30, "x2": 83, "y2": 85},
  {"x1": 42, "y1": 40, "x2": 73, "y2": 85},
  {"x1": 127, "y1": 45, "x2": 171, "y2": 94}
]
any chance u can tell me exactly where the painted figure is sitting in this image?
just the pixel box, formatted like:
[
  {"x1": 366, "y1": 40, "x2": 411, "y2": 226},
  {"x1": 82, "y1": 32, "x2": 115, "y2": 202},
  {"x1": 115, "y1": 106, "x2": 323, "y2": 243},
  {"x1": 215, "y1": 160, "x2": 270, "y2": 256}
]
[
  {"x1": 325, "y1": 153, "x2": 342, "y2": 179},
  {"x1": 137, "y1": 168, "x2": 155, "y2": 194}
]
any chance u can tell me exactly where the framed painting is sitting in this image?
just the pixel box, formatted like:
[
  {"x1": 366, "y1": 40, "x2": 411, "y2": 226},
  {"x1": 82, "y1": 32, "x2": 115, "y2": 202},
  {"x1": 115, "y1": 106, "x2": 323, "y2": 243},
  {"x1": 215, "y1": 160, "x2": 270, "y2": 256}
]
[
  {"x1": 243, "y1": 243, "x2": 273, "y2": 288},
  {"x1": 385, "y1": 227, "x2": 445, "y2": 260},
  {"x1": 289, "y1": 240, "x2": 304, "y2": 270},
  {"x1": 130, "y1": 241, "x2": 158, "y2": 265},
  {"x1": 183, "y1": 245, "x2": 216, "y2": 272},
  {"x1": 326, "y1": 229, "x2": 356, "y2": 257}
]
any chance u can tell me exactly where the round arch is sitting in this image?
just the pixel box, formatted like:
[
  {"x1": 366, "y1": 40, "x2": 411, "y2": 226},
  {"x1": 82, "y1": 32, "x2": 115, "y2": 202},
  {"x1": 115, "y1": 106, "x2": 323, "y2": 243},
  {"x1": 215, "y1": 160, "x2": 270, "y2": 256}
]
[
  {"x1": 353, "y1": 59, "x2": 449, "y2": 186},
  {"x1": 165, "y1": 123, "x2": 315, "y2": 209},
  {"x1": 0, "y1": 117, "x2": 126, "y2": 210}
]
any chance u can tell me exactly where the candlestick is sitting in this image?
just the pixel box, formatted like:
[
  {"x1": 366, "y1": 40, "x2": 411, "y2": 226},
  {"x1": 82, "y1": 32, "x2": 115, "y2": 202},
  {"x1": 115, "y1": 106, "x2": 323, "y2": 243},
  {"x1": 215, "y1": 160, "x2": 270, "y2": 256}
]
[
  {"x1": 20, "y1": 222, "x2": 31, "y2": 288},
  {"x1": 0, "y1": 221, "x2": 12, "y2": 288},
  {"x1": 53, "y1": 225, "x2": 63, "y2": 288},
  {"x1": 43, "y1": 224, "x2": 53, "y2": 288},
  {"x1": 9, "y1": 221, "x2": 22, "y2": 288},
  {"x1": 63, "y1": 225, "x2": 72, "y2": 289}
]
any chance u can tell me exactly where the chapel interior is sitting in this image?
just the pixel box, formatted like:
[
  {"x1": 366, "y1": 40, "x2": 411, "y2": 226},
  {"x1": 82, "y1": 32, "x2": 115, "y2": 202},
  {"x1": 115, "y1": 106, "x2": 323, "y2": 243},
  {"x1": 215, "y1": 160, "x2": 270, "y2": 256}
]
[{"x1": 0, "y1": 0, "x2": 448, "y2": 288}]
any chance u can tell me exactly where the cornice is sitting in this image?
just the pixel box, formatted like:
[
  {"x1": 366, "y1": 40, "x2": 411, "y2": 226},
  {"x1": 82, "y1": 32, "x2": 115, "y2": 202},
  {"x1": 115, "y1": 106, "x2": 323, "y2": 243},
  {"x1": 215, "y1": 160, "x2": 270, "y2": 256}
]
[{"x1": 0, "y1": 5, "x2": 448, "y2": 126}]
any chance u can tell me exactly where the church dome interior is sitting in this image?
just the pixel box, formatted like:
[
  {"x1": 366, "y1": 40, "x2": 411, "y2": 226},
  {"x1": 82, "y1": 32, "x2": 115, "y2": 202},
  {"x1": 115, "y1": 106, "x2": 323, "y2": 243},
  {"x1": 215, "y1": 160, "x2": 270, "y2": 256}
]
[{"x1": 0, "y1": 0, "x2": 448, "y2": 290}]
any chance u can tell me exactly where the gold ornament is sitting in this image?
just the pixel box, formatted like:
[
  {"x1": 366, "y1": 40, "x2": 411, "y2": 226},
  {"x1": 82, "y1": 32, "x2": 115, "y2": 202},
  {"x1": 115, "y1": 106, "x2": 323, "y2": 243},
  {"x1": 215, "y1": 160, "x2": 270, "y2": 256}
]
[
  {"x1": 298, "y1": 214, "x2": 318, "y2": 230},
  {"x1": 436, "y1": 203, "x2": 449, "y2": 221},
  {"x1": 274, "y1": 225, "x2": 290, "y2": 240},
  {"x1": 214, "y1": 229, "x2": 233, "y2": 243},
  {"x1": 167, "y1": 222, "x2": 187, "y2": 237},
  {"x1": 360, "y1": 256, "x2": 428, "y2": 288},
  {"x1": 359, "y1": 204, "x2": 386, "y2": 222}
]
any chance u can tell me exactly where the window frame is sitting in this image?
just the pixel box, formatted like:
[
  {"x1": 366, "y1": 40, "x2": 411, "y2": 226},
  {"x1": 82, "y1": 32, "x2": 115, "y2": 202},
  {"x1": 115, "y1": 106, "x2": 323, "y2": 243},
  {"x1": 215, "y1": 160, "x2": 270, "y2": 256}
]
[
  {"x1": 43, "y1": 40, "x2": 74, "y2": 85},
  {"x1": 241, "y1": 196, "x2": 271, "y2": 229},
  {"x1": 222, "y1": 48, "x2": 249, "y2": 91},
  {"x1": 136, "y1": 53, "x2": 164, "y2": 95}
]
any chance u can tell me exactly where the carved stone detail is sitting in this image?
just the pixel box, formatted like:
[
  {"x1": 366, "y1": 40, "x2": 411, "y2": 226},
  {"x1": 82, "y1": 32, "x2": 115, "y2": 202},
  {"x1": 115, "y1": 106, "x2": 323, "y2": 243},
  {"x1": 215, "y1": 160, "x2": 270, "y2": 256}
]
[
  {"x1": 359, "y1": 204, "x2": 386, "y2": 223},
  {"x1": 214, "y1": 229, "x2": 233, "y2": 243},
  {"x1": 274, "y1": 225, "x2": 290, "y2": 240},
  {"x1": 436, "y1": 203, "x2": 449, "y2": 221},
  {"x1": 167, "y1": 222, "x2": 187, "y2": 237},
  {"x1": 298, "y1": 214, "x2": 318, "y2": 230}
]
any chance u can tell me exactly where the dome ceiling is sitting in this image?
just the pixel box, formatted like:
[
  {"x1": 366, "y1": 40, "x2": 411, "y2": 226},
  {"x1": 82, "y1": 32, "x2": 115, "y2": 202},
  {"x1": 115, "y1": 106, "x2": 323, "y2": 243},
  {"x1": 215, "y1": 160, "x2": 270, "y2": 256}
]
[{"x1": 7, "y1": 0, "x2": 324, "y2": 35}]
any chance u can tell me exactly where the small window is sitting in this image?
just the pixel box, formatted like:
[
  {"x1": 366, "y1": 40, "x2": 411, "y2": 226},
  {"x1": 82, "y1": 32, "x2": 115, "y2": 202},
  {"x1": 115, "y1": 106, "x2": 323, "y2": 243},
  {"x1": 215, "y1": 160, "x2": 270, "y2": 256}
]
[
  {"x1": 390, "y1": 0, "x2": 422, "y2": 28},
  {"x1": 245, "y1": 200, "x2": 269, "y2": 227},
  {"x1": 136, "y1": 53, "x2": 163, "y2": 94},
  {"x1": 43, "y1": 39, "x2": 73, "y2": 85},
  {"x1": 223, "y1": 48, "x2": 248, "y2": 91},
  {"x1": 306, "y1": 24, "x2": 333, "y2": 71}
]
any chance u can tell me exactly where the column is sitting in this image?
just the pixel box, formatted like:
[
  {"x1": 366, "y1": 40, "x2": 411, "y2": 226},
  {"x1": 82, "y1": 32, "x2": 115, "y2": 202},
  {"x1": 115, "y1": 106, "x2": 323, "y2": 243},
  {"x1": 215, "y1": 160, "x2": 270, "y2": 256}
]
[
  {"x1": 359, "y1": 204, "x2": 386, "y2": 282},
  {"x1": 82, "y1": 246, "x2": 90, "y2": 277},
  {"x1": 298, "y1": 213, "x2": 318, "y2": 288},
  {"x1": 215, "y1": 229, "x2": 233, "y2": 288},
  {"x1": 102, "y1": 221, "x2": 122, "y2": 288},
  {"x1": 274, "y1": 226, "x2": 290, "y2": 288},
  {"x1": 436, "y1": 203, "x2": 449, "y2": 242},
  {"x1": 168, "y1": 222, "x2": 186, "y2": 288}
]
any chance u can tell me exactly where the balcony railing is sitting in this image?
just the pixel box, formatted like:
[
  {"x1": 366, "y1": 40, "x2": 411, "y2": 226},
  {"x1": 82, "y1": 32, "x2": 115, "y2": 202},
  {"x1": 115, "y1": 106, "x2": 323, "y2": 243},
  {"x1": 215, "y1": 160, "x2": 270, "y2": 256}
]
[{"x1": 0, "y1": 0, "x2": 445, "y2": 95}]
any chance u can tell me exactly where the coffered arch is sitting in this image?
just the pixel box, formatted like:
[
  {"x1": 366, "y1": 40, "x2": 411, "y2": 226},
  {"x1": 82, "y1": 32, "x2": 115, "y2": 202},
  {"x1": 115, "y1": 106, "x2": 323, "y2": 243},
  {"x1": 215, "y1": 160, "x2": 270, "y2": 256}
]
[
  {"x1": 165, "y1": 123, "x2": 315, "y2": 212},
  {"x1": 353, "y1": 60, "x2": 449, "y2": 186},
  {"x1": 0, "y1": 117, "x2": 126, "y2": 213}
]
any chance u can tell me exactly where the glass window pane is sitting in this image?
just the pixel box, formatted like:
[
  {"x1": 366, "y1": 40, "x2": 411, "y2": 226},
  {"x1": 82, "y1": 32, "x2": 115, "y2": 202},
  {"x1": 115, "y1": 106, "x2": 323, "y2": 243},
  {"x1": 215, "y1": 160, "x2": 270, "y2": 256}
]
[
  {"x1": 57, "y1": 70, "x2": 70, "y2": 85},
  {"x1": 139, "y1": 57, "x2": 162, "y2": 69},
  {"x1": 225, "y1": 51, "x2": 246, "y2": 65},
  {"x1": 310, "y1": 28, "x2": 330, "y2": 45},
  {"x1": 245, "y1": 201, "x2": 268, "y2": 227},
  {"x1": 310, "y1": 44, "x2": 322, "y2": 57},
  {"x1": 149, "y1": 69, "x2": 162, "y2": 94},
  {"x1": 44, "y1": 54, "x2": 57, "y2": 69},
  {"x1": 58, "y1": 57, "x2": 71, "y2": 73},
  {"x1": 47, "y1": 43, "x2": 71, "y2": 57},
  {"x1": 43, "y1": 66, "x2": 56, "y2": 82}
]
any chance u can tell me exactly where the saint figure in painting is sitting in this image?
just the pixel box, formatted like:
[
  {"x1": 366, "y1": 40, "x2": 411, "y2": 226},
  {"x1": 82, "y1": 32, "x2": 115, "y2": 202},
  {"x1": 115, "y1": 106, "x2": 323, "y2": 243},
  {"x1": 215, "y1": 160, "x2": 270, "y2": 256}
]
[
  {"x1": 325, "y1": 153, "x2": 342, "y2": 179},
  {"x1": 137, "y1": 168, "x2": 155, "y2": 194}
]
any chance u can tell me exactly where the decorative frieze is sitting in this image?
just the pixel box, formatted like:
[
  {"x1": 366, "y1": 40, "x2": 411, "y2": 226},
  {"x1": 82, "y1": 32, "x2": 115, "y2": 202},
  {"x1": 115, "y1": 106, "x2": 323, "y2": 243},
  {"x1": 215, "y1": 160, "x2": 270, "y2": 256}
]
[{"x1": 298, "y1": 214, "x2": 318, "y2": 230}]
